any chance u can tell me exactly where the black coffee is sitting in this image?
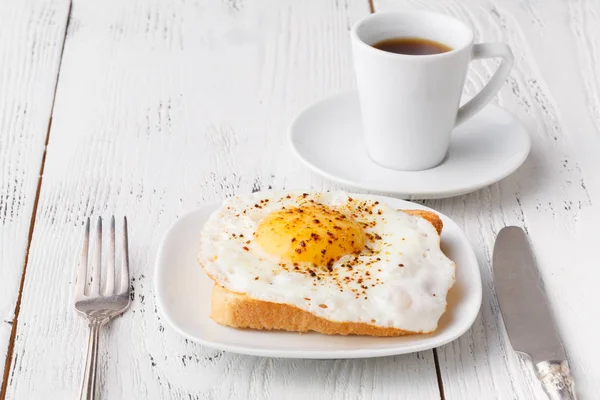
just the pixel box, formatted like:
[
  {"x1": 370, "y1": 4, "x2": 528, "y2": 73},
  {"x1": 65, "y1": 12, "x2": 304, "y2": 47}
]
[{"x1": 372, "y1": 37, "x2": 452, "y2": 55}]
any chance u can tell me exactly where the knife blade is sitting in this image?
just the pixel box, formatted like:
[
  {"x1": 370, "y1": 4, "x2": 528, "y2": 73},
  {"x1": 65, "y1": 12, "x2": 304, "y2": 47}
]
[{"x1": 493, "y1": 226, "x2": 577, "y2": 400}]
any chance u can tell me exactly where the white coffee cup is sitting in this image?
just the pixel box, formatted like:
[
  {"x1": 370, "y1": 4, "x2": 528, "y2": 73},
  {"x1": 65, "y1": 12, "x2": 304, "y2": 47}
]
[{"x1": 351, "y1": 12, "x2": 513, "y2": 171}]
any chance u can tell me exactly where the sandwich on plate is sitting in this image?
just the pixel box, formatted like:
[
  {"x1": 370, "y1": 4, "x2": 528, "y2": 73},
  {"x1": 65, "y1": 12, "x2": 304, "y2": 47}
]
[{"x1": 198, "y1": 192, "x2": 455, "y2": 336}]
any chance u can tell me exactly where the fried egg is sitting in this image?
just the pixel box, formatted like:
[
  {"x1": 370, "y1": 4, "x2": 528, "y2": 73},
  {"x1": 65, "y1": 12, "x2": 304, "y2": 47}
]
[{"x1": 198, "y1": 191, "x2": 455, "y2": 333}]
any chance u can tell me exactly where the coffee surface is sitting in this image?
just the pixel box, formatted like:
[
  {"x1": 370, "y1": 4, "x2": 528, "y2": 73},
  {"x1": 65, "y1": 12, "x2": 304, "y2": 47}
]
[{"x1": 372, "y1": 37, "x2": 451, "y2": 55}]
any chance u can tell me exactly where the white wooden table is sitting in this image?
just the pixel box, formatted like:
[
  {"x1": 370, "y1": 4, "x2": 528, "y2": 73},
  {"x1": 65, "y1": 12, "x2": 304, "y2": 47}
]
[{"x1": 1, "y1": 0, "x2": 599, "y2": 398}]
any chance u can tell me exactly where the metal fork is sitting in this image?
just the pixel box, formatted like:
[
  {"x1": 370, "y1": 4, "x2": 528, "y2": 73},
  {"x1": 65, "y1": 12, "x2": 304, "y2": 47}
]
[{"x1": 75, "y1": 216, "x2": 131, "y2": 400}]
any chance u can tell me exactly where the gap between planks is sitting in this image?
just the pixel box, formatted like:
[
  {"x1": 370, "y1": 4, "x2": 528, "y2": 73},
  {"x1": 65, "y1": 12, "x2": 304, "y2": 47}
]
[
  {"x1": 0, "y1": 2, "x2": 73, "y2": 399},
  {"x1": 433, "y1": 348, "x2": 446, "y2": 400}
]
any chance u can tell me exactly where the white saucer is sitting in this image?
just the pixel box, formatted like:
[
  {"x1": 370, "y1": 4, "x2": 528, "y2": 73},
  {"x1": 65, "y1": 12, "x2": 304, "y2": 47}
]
[
  {"x1": 155, "y1": 195, "x2": 482, "y2": 359},
  {"x1": 289, "y1": 92, "x2": 530, "y2": 199}
]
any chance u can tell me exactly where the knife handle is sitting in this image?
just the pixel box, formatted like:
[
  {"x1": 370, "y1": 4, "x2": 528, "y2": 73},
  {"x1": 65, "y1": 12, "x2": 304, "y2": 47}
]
[{"x1": 535, "y1": 360, "x2": 577, "y2": 400}]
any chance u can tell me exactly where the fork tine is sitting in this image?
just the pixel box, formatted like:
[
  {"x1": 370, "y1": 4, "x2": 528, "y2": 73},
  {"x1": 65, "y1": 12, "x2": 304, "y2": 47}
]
[
  {"x1": 120, "y1": 216, "x2": 130, "y2": 294},
  {"x1": 90, "y1": 217, "x2": 102, "y2": 296},
  {"x1": 104, "y1": 216, "x2": 116, "y2": 295},
  {"x1": 76, "y1": 218, "x2": 90, "y2": 296}
]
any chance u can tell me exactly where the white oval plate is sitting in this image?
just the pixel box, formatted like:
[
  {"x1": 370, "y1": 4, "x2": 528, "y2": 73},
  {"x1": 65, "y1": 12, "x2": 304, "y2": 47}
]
[
  {"x1": 155, "y1": 195, "x2": 482, "y2": 359},
  {"x1": 289, "y1": 91, "x2": 531, "y2": 199}
]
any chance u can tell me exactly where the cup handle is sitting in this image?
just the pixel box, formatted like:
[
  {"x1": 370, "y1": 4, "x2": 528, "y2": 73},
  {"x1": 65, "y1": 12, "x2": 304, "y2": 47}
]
[{"x1": 455, "y1": 43, "x2": 514, "y2": 126}]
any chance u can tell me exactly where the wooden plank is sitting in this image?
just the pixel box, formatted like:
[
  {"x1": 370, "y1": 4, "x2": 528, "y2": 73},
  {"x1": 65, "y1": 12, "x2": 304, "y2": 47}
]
[
  {"x1": 0, "y1": 0, "x2": 70, "y2": 391},
  {"x1": 373, "y1": 0, "x2": 600, "y2": 398},
  {"x1": 4, "y1": 0, "x2": 442, "y2": 398}
]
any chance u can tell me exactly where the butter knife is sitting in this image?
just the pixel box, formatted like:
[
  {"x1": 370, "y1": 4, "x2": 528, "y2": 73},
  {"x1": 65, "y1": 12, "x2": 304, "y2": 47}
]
[{"x1": 493, "y1": 226, "x2": 577, "y2": 400}]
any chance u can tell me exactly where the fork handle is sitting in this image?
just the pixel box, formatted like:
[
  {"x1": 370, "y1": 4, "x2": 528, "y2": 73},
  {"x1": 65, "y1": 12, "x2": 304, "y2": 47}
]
[{"x1": 79, "y1": 320, "x2": 102, "y2": 400}]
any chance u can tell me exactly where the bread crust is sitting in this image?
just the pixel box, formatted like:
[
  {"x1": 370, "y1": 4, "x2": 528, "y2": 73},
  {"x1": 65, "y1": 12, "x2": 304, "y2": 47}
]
[
  {"x1": 204, "y1": 209, "x2": 447, "y2": 336},
  {"x1": 210, "y1": 284, "x2": 418, "y2": 336}
]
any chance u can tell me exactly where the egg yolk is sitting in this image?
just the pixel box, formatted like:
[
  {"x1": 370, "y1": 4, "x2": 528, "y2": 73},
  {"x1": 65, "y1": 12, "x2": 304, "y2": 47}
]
[{"x1": 255, "y1": 204, "x2": 365, "y2": 267}]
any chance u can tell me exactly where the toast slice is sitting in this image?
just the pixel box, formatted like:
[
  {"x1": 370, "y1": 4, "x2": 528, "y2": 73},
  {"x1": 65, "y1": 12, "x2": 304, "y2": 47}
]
[{"x1": 208, "y1": 209, "x2": 445, "y2": 336}]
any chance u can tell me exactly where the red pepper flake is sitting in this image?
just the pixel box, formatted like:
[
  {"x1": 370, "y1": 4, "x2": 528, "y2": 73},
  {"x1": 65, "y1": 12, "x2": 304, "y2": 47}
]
[
  {"x1": 254, "y1": 276, "x2": 259, "y2": 280},
  {"x1": 295, "y1": 248, "x2": 302, "y2": 254},
  {"x1": 348, "y1": 197, "x2": 353, "y2": 201},
  {"x1": 299, "y1": 241, "x2": 306, "y2": 247},
  {"x1": 308, "y1": 269, "x2": 316, "y2": 277},
  {"x1": 240, "y1": 234, "x2": 244, "y2": 238},
  {"x1": 302, "y1": 193, "x2": 308, "y2": 198},
  {"x1": 243, "y1": 246, "x2": 249, "y2": 251},
  {"x1": 333, "y1": 226, "x2": 341, "y2": 230},
  {"x1": 398, "y1": 264, "x2": 404, "y2": 267},
  {"x1": 433, "y1": 294, "x2": 436, "y2": 297},
  {"x1": 374, "y1": 234, "x2": 382, "y2": 240},
  {"x1": 304, "y1": 297, "x2": 311, "y2": 301},
  {"x1": 320, "y1": 249, "x2": 326, "y2": 255},
  {"x1": 254, "y1": 204, "x2": 260, "y2": 208},
  {"x1": 328, "y1": 240, "x2": 333, "y2": 244},
  {"x1": 291, "y1": 238, "x2": 296, "y2": 243},
  {"x1": 376, "y1": 257, "x2": 381, "y2": 261},
  {"x1": 319, "y1": 304, "x2": 328, "y2": 309},
  {"x1": 286, "y1": 195, "x2": 291, "y2": 199},
  {"x1": 313, "y1": 219, "x2": 320, "y2": 223}
]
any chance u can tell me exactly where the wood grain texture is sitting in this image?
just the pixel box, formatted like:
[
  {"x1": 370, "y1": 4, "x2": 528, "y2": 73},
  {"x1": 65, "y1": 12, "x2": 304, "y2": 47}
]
[
  {"x1": 0, "y1": 0, "x2": 70, "y2": 388},
  {"x1": 373, "y1": 0, "x2": 600, "y2": 398},
  {"x1": 3, "y1": 0, "x2": 442, "y2": 399}
]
